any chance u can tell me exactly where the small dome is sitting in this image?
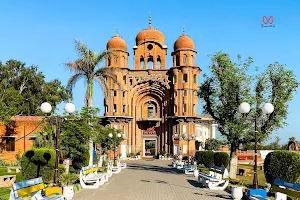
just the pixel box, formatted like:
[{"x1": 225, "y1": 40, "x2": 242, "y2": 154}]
[
  {"x1": 174, "y1": 33, "x2": 195, "y2": 51},
  {"x1": 136, "y1": 26, "x2": 165, "y2": 46},
  {"x1": 106, "y1": 34, "x2": 127, "y2": 51}
]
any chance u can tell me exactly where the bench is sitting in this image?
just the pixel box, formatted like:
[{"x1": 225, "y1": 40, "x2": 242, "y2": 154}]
[
  {"x1": 198, "y1": 166, "x2": 229, "y2": 190},
  {"x1": 271, "y1": 179, "x2": 300, "y2": 200},
  {"x1": 109, "y1": 161, "x2": 121, "y2": 174},
  {"x1": 7, "y1": 166, "x2": 21, "y2": 173},
  {"x1": 238, "y1": 168, "x2": 251, "y2": 176},
  {"x1": 9, "y1": 177, "x2": 63, "y2": 200},
  {"x1": 176, "y1": 161, "x2": 185, "y2": 169},
  {"x1": 0, "y1": 175, "x2": 16, "y2": 188},
  {"x1": 79, "y1": 164, "x2": 108, "y2": 189},
  {"x1": 116, "y1": 160, "x2": 127, "y2": 169},
  {"x1": 184, "y1": 165, "x2": 196, "y2": 175}
]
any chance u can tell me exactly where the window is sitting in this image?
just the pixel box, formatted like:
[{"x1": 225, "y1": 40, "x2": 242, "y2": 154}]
[
  {"x1": 176, "y1": 55, "x2": 180, "y2": 66},
  {"x1": 193, "y1": 104, "x2": 196, "y2": 113},
  {"x1": 174, "y1": 104, "x2": 177, "y2": 113},
  {"x1": 113, "y1": 104, "x2": 117, "y2": 113},
  {"x1": 105, "y1": 105, "x2": 108, "y2": 112},
  {"x1": 123, "y1": 75, "x2": 126, "y2": 84},
  {"x1": 183, "y1": 54, "x2": 187, "y2": 65},
  {"x1": 114, "y1": 55, "x2": 118, "y2": 64},
  {"x1": 193, "y1": 74, "x2": 197, "y2": 83},
  {"x1": 191, "y1": 55, "x2": 195, "y2": 65},
  {"x1": 184, "y1": 90, "x2": 187, "y2": 96},
  {"x1": 182, "y1": 124, "x2": 186, "y2": 134},
  {"x1": 114, "y1": 90, "x2": 117, "y2": 96},
  {"x1": 123, "y1": 91, "x2": 126, "y2": 98},
  {"x1": 183, "y1": 73, "x2": 188, "y2": 83},
  {"x1": 157, "y1": 56, "x2": 161, "y2": 68},
  {"x1": 173, "y1": 75, "x2": 177, "y2": 84},
  {"x1": 147, "y1": 55, "x2": 153, "y2": 69},
  {"x1": 175, "y1": 124, "x2": 178, "y2": 133},
  {"x1": 5, "y1": 137, "x2": 15, "y2": 151},
  {"x1": 122, "y1": 56, "x2": 126, "y2": 68},
  {"x1": 147, "y1": 44, "x2": 153, "y2": 50},
  {"x1": 130, "y1": 79, "x2": 133, "y2": 86},
  {"x1": 140, "y1": 56, "x2": 145, "y2": 68},
  {"x1": 123, "y1": 105, "x2": 126, "y2": 113},
  {"x1": 148, "y1": 104, "x2": 154, "y2": 118},
  {"x1": 183, "y1": 104, "x2": 187, "y2": 113},
  {"x1": 108, "y1": 57, "x2": 111, "y2": 66}
]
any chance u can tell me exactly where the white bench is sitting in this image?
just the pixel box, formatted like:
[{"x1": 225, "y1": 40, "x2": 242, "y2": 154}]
[
  {"x1": 117, "y1": 160, "x2": 127, "y2": 169},
  {"x1": 198, "y1": 166, "x2": 229, "y2": 190},
  {"x1": 80, "y1": 164, "x2": 108, "y2": 189},
  {"x1": 10, "y1": 177, "x2": 63, "y2": 200},
  {"x1": 176, "y1": 161, "x2": 185, "y2": 169}
]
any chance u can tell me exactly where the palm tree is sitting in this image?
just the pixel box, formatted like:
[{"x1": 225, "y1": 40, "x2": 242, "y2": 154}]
[{"x1": 65, "y1": 39, "x2": 117, "y2": 165}]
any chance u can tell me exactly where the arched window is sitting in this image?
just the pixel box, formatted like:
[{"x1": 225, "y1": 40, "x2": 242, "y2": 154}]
[
  {"x1": 122, "y1": 56, "x2": 126, "y2": 68},
  {"x1": 192, "y1": 104, "x2": 196, "y2": 113},
  {"x1": 193, "y1": 74, "x2": 197, "y2": 83},
  {"x1": 191, "y1": 55, "x2": 195, "y2": 65},
  {"x1": 174, "y1": 104, "x2": 177, "y2": 113},
  {"x1": 173, "y1": 75, "x2": 177, "y2": 84},
  {"x1": 148, "y1": 55, "x2": 153, "y2": 69},
  {"x1": 140, "y1": 56, "x2": 145, "y2": 68},
  {"x1": 157, "y1": 56, "x2": 161, "y2": 68},
  {"x1": 105, "y1": 105, "x2": 108, "y2": 112},
  {"x1": 176, "y1": 55, "x2": 180, "y2": 66},
  {"x1": 108, "y1": 57, "x2": 111, "y2": 66},
  {"x1": 114, "y1": 55, "x2": 118, "y2": 65},
  {"x1": 183, "y1": 54, "x2": 187, "y2": 65}
]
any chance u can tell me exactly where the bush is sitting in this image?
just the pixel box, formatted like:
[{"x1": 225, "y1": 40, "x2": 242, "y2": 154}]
[
  {"x1": 214, "y1": 152, "x2": 230, "y2": 168},
  {"x1": 21, "y1": 148, "x2": 56, "y2": 184},
  {"x1": 264, "y1": 150, "x2": 300, "y2": 184},
  {"x1": 72, "y1": 151, "x2": 89, "y2": 171},
  {"x1": 195, "y1": 150, "x2": 214, "y2": 167}
]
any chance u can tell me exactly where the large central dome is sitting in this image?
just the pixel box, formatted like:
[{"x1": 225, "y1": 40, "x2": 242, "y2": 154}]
[{"x1": 136, "y1": 25, "x2": 165, "y2": 46}]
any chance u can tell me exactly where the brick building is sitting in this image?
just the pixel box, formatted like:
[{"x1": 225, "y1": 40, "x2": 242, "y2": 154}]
[
  {"x1": 101, "y1": 18, "x2": 217, "y2": 158},
  {"x1": 0, "y1": 116, "x2": 43, "y2": 162}
]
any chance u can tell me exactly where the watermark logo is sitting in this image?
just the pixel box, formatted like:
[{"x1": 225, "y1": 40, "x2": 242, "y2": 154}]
[{"x1": 261, "y1": 16, "x2": 275, "y2": 28}]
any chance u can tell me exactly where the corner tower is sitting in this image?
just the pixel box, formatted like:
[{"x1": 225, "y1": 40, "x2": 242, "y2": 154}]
[{"x1": 133, "y1": 15, "x2": 168, "y2": 70}]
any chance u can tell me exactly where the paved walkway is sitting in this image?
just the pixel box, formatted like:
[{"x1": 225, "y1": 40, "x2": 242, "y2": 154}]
[{"x1": 73, "y1": 160, "x2": 230, "y2": 200}]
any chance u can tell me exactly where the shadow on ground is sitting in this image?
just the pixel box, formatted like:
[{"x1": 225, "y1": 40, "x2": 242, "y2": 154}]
[{"x1": 127, "y1": 163, "x2": 184, "y2": 175}]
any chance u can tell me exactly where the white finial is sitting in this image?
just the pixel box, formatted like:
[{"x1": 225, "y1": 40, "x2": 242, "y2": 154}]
[
  {"x1": 116, "y1": 28, "x2": 119, "y2": 36},
  {"x1": 182, "y1": 26, "x2": 186, "y2": 35}
]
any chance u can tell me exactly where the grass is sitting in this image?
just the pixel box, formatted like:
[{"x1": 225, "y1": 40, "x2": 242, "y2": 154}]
[
  {"x1": 198, "y1": 164, "x2": 267, "y2": 188},
  {"x1": 0, "y1": 166, "x2": 25, "y2": 200}
]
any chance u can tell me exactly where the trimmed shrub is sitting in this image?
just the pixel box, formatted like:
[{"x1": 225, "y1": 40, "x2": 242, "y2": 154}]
[
  {"x1": 195, "y1": 150, "x2": 214, "y2": 167},
  {"x1": 264, "y1": 151, "x2": 300, "y2": 184},
  {"x1": 21, "y1": 148, "x2": 56, "y2": 184},
  {"x1": 214, "y1": 152, "x2": 230, "y2": 168}
]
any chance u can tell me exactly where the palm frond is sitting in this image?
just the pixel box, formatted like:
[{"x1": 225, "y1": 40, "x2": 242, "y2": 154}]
[
  {"x1": 74, "y1": 39, "x2": 89, "y2": 59},
  {"x1": 66, "y1": 73, "x2": 85, "y2": 94},
  {"x1": 93, "y1": 75, "x2": 109, "y2": 99},
  {"x1": 65, "y1": 59, "x2": 87, "y2": 74},
  {"x1": 95, "y1": 50, "x2": 111, "y2": 64}
]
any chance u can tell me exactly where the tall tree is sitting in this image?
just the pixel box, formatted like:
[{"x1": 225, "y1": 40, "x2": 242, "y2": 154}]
[
  {"x1": 198, "y1": 52, "x2": 298, "y2": 178},
  {"x1": 0, "y1": 60, "x2": 70, "y2": 124},
  {"x1": 65, "y1": 39, "x2": 117, "y2": 165}
]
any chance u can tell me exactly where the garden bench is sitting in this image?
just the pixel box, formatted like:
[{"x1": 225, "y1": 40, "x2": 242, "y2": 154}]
[
  {"x1": 176, "y1": 161, "x2": 184, "y2": 169},
  {"x1": 117, "y1": 160, "x2": 127, "y2": 169},
  {"x1": 9, "y1": 177, "x2": 63, "y2": 200},
  {"x1": 0, "y1": 175, "x2": 16, "y2": 188},
  {"x1": 184, "y1": 165, "x2": 195, "y2": 175},
  {"x1": 108, "y1": 162, "x2": 121, "y2": 174},
  {"x1": 7, "y1": 166, "x2": 21, "y2": 173},
  {"x1": 198, "y1": 166, "x2": 229, "y2": 190},
  {"x1": 79, "y1": 164, "x2": 108, "y2": 189},
  {"x1": 238, "y1": 168, "x2": 251, "y2": 176},
  {"x1": 271, "y1": 179, "x2": 300, "y2": 200}
]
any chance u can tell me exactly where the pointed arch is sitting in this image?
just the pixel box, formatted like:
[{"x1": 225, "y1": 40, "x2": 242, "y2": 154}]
[
  {"x1": 147, "y1": 55, "x2": 153, "y2": 69},
  {"x1": 157, "y1": 55, "x2": 161, "y2": 69},
  {"x1": 140, "y1": 56, "x2": 145, "y2": 68}
]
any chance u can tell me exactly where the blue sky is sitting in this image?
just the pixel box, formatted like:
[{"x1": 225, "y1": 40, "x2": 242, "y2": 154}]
[{"x1": 0, "y1": 1, "x2": 299, "y2": 144}]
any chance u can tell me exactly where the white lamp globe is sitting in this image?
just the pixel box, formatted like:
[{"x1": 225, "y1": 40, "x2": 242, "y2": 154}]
[
  {"x1": 65, "y1": 103, "x2": 76, "y2": 114},
  {"x1": 40, "y1": 102, "x2": 52, "y2": 114},
  {"x1": 117, "y1": 133, "x2": 121, "y2": 138},
  {"x1": 181, "y1": 133, "x2": 186, "y2": 139},
  {"x1": 239, "y1": 102, "x2": 251, "y2": 114},
  {"x1": 262, "y1": 103, "x2": 274, "y2": 114},
  {"x1": 108, "y1": 133, "x2": 113, "y2": 138}
]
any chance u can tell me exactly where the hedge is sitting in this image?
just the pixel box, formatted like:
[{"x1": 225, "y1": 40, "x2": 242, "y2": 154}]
[
  {"x1": 264, "y1": 151, "x2": 300, "y2": 184},
  {"x1": 21, "y1": 148, "x2": 56, "y2": 183},
  {"x1": 214, "y1": 152, "x2": 230, "y2": 168},
  {"x1": 195, "y1": 150, "x2": 214, "y2": 167}
]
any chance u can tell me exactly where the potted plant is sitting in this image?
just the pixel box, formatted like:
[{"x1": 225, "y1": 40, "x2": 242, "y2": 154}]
[
  {"x1": 59, "y1": 173, "x2": 78, "y2": 200},
  {"x1": 231, "y1": 180, "x2": 244, "y2": 200}
]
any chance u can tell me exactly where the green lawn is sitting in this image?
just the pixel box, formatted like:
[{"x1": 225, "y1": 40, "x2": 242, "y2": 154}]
[{"x1": 0, "y1": 166, "x2": 24, "y2": 200}]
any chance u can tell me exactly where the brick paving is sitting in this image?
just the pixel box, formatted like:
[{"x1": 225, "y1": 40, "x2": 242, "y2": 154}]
[{"x1": 73, "y1": 160, "x2": 230, "y2": 200}]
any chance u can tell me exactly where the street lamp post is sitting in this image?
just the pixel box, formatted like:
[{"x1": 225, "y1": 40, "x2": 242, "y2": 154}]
[
  {"x1": 40, "y1": 102, "x2": 75, "y2": 185},
  {"x1": 239, "y1": 102, "x2": 274, "y2": 189},
  {"x1": 108, "y1": 133, "x2": 122, "y2": 166}
]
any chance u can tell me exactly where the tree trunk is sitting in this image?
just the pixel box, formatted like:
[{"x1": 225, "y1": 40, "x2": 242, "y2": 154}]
[
  {"x1": 229, "y1": 145, "x2": 238, "y2": 179},
  {"x1": 87, "y1": 81, "x2": 94, "y2": 166}
]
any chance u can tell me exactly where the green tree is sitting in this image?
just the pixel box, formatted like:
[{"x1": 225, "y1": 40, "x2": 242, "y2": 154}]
[
  {"x1": 198, "y1": 52, "x2": 298, "y2": 178},
  {"x1": 65, "y1": 40, "x2": 117, "y2": 165},
  {"x1": 204, "y1": 138, "x2": 223, "y2": 151},
  {"x1": 0, "y1": 59, "x2": 70, "y2": 124}
]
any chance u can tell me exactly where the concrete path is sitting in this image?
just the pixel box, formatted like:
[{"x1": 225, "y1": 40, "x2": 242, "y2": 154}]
[{"x1": 73, "y1": 160, "x2": 231, "y2": 200}]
